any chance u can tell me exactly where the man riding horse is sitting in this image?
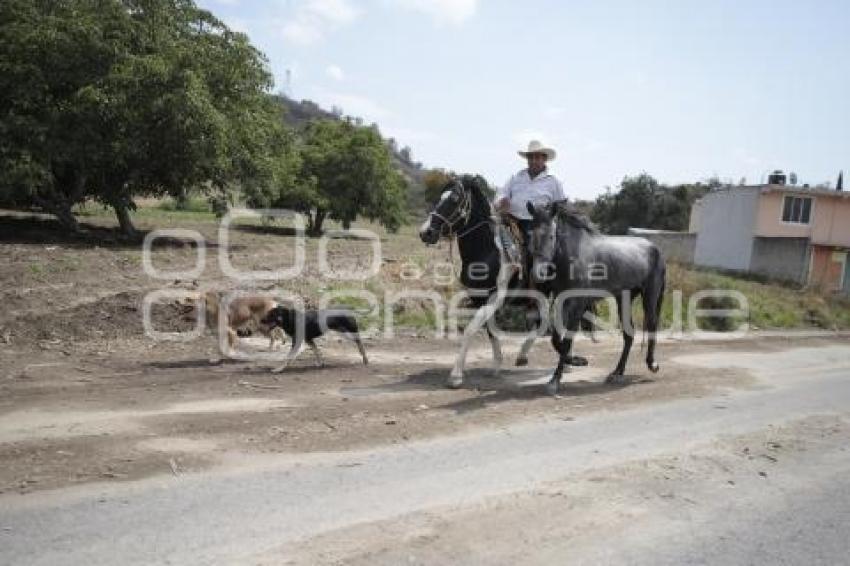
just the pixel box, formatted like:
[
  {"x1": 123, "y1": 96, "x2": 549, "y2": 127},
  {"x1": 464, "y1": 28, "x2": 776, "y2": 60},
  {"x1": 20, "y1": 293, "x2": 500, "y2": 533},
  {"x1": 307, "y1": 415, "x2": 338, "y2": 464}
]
[{"x1": 494, "y1": 140, "x2": 566, "y2": 280}]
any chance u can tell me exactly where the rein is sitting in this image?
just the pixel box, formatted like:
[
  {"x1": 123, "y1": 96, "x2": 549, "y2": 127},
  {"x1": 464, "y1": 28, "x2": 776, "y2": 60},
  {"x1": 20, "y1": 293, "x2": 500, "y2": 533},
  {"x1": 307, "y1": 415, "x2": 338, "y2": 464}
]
[
  {"x1": 445, "y1": 218, "x2": 490, "y2": 280},
  {"x1": 428, "y1": 183, "x2": 492, "y2": 284},
  {"x1": 428, "y1": 184, "x2": 472, "y2": 238}
]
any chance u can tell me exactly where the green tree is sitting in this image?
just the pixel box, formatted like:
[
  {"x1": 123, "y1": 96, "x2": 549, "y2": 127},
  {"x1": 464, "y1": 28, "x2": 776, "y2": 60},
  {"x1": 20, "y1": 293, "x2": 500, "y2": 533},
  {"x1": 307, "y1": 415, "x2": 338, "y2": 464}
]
[
  {"x1": 0, "y1": 0, "x2": 284, "y2": 235},
  {"x1": 245, "y1": 118, "x2": 409, "y2": 236},
  {"x1": 591, "y1": 174, "x2": 709, "y2": 234},
  {"x1": 422, "y1": 168, "x2": 453, "y2": 203},
  {"x1": 592, "y1": 173, "x2": 658, "y2": 234},
  {"x1": 422, "y1": 169, "x2": 493, "y2": 205}
]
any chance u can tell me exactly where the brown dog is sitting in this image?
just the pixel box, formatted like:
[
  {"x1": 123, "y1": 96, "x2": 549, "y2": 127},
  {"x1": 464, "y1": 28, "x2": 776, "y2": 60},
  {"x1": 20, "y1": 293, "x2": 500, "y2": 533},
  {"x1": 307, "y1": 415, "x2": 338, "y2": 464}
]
[{"x1": 191, "y1": 290, "x2": 284, "y2": 350}]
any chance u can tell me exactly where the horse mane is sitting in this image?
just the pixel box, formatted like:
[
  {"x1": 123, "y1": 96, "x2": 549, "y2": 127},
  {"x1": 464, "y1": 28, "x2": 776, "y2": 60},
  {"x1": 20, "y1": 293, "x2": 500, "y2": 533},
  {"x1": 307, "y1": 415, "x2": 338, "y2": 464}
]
[
  {"x1": 554, "y1": 202, "x2": 599, "y2": 235},
  {"x1": 459, "y1": 175, "x2": 492, "y2": 217}
]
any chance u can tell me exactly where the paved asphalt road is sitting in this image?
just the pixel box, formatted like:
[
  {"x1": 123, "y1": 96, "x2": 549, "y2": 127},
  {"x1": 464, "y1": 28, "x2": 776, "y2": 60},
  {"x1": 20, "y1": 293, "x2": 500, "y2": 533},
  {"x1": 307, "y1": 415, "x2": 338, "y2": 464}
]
[{"x1": 1, "y1": 344, "x2": 849, "y2": 565}]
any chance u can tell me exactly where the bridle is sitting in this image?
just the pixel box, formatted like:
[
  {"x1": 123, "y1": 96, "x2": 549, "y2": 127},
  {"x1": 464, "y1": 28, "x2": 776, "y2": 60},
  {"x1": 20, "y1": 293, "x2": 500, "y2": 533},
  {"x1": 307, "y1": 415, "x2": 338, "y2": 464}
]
[
  {"x1": 427, "y1": 182, "x2": 476, "y2": 238},
  {"x1": 425, "y1": 181, "x2": 493, "y2": 284}
]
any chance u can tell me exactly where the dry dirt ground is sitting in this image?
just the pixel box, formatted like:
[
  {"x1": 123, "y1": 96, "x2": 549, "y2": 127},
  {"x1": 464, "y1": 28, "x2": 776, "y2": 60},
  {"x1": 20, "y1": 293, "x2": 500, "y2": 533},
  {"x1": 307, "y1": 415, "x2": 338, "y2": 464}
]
[
  {"x1": 272, "y1": 414, "x2": 850, "y2": 566},
  {"x1": 0, "y1": 212, "x2": 845, "y2": 498}
]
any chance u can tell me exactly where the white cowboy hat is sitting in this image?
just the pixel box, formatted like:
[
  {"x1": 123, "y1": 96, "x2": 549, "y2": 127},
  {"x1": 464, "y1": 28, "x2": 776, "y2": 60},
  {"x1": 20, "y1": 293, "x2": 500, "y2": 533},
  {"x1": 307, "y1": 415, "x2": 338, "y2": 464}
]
[{"x1": 518, "y1": 140, "x2": 556, "y2": 161}]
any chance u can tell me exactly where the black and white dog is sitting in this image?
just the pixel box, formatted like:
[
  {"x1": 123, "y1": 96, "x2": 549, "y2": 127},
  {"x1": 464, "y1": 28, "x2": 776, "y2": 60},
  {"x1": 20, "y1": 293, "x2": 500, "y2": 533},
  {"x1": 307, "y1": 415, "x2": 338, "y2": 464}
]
[{"x1": 260, "y1": 306, "x2": 368, "y2": 372}]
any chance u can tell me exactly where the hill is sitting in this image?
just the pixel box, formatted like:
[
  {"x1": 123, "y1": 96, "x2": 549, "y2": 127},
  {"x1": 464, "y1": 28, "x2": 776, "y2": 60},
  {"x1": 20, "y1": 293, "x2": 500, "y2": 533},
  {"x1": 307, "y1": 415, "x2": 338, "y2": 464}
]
[{"x1": 274, "y1": 96, "x2": 429, "y2": 215}]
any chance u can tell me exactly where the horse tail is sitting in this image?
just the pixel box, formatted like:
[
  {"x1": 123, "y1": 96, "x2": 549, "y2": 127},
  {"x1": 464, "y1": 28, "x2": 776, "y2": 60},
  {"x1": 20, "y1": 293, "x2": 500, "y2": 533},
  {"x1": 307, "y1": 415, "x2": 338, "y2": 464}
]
[{"x1": 642, "y1": 245, "x2": 666, "y2": 373}]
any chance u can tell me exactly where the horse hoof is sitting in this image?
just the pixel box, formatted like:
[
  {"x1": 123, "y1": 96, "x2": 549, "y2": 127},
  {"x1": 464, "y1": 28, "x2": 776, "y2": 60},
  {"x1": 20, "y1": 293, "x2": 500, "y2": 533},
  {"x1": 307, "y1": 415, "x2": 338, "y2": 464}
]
[
  {"x1": 446, "y1": 374, "x2": 463, "y2": 389},
  {"x1": 545, "y1": 381, "x2": 559, "y2": 396},
  {"x1": 605, "y1": 373, "x2": 624, "y2": 384},
  {"x1": 568, "y1": 355, "x2": 588, "y2": 366},
  {"x1": 648, "y1": 361, "x2": 660, "y2": 373},
  {"x1": 515, "y1": 357, "x2": 529, "y2": 367}
]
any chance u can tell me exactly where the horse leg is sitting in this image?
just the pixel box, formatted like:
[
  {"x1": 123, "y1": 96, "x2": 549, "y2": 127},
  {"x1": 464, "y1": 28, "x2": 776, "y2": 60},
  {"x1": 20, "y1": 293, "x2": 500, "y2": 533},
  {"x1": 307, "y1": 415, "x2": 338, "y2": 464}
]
[
  {"x1": 545, "y1": 343, "x2": 568, "y2": 396},
  {"x1": 642, "y1": 270, "x2": 665, "y2": 374},
  {"x1": 516, "y1": 298, "x2": 548, "y2": 366},
  {"x1": 449, "y1": 299, "x2": 502, "y2": 388},
  {"x1": 486, "y1": 325, "x2": 503, "y2": 376},
  {"x1": 563, "y1": 303, "x2": 588, "y2": 367},
  {"x1": 608, "y1": 291, "x2": 635, "y2": 382},
  {"x1": 545, "y1": 302, "x2": 583, "y2": 395},
  {"x1": 449, "y1": 267, "x2": 512, "y2": 388}
]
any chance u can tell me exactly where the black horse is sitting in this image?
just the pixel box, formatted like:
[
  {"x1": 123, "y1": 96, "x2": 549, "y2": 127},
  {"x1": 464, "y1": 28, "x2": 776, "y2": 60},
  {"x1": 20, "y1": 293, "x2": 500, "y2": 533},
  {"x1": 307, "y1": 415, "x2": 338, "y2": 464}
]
[
  {"x1": 419, "y1": 177, "x2": 585, "y2": 389},
  {"x1": 526, "y1": 202, "x2": 666, "y2": 395}
]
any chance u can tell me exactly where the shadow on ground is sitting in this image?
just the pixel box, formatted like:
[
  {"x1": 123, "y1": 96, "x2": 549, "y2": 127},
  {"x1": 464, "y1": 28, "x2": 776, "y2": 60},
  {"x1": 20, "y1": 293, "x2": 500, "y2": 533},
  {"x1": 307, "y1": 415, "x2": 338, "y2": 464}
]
[{"x1": 0, "y1": 214, "x2": 225, "y2": 249}]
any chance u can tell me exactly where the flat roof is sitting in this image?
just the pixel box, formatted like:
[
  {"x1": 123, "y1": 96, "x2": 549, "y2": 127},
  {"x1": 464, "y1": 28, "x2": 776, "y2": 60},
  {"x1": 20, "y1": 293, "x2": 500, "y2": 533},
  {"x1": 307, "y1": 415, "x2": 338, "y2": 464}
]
[
  {"x1": 758, "y1": 184, "x2": 850, "y2": 198},
  {"x1": 696, "y1": 184, "x2": 850, "y2": 199}
]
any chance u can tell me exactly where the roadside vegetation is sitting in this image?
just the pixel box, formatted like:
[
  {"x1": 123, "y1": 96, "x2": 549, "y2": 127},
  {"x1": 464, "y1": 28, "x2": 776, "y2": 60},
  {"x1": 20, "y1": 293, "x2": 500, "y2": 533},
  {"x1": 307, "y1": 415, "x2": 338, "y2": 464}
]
[
  {"x1": 15, "y1": 200, "x2": 849, "y2": 335},
  {"x1": 1, "y1": 1, "x2": 846, "y2": 336},
  {"x1": 0, "y1": 0, "x2": 412, "y2": 237}
]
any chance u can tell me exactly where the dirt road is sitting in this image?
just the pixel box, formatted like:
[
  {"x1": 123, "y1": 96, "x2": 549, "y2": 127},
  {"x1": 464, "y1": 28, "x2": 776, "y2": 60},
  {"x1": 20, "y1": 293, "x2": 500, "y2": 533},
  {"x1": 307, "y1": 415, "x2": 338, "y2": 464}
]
[
  {"x1": 1, "y1": 213, "x2": 847, "y2": 564},
  {"x1": 2, "y1": 340, "x2": 848, "y2": 565}
]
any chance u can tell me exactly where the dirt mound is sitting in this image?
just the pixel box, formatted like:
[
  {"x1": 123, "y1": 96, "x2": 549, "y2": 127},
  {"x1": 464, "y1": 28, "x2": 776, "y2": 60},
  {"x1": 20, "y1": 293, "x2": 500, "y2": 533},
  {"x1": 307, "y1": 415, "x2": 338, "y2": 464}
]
[{"x1": 5, "y1": 291, "x2": 198, "y2": 343}]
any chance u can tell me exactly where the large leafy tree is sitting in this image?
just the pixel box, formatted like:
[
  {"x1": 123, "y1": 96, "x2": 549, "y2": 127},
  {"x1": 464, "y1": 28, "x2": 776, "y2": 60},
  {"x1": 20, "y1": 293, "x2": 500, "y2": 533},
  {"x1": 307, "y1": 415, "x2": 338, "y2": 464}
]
[
  {"x1": 247, "y1": 118, "x2": 408, "y2": 236},
  {"x1": 422, "y1": 168, "x2": 493, "y2": 205},
  {"x1": 0, "y1": 0, "x2": 286, "y2": 235},
  {"x1": 591, "y1": 174, "x2": 709, "y2": 234}
]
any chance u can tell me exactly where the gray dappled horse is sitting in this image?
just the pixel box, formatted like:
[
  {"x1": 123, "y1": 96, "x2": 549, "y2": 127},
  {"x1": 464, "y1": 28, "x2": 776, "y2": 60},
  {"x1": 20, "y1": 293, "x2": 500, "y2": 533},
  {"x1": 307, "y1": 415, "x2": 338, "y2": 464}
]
[
  {"x1": 526, "y1": 202, "x2": 666, "y2": 395},
  {"x1": 419, "y1": 177, "x2": 570, "y2": 388}
]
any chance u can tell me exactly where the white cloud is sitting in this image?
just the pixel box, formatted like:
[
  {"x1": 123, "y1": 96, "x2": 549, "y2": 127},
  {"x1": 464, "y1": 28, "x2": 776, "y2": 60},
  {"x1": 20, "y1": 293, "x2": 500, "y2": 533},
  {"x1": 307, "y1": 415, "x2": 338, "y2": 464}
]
[
  {"x1": 326, "y1": 64, "x2": 345, "y2": 81},
  {"x1": 307, "y1": 0, "x2": 358, "y2": 24},
  {"x1": 396, "y1": 0, "x2": 479, "y2": 25},
  {"x1": 281, "y1": 0, "x2": 358, "y2": 45}
]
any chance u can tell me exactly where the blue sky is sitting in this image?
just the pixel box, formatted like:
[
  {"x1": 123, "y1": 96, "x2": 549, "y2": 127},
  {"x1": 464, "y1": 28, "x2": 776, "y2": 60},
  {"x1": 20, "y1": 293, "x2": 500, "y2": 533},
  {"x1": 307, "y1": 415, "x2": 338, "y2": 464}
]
[{"x1": 198, "y1": 0, "x2": 849, "y2": 200}]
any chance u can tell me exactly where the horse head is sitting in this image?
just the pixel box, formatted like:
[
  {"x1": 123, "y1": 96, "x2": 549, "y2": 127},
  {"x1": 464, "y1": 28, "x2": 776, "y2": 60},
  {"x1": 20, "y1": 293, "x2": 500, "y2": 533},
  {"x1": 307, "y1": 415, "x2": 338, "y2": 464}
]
[
  {"x1": 419, "y1": 178, "x2": 472, "y2": 244},
  {"x1": 526, "y1": 201, "x2": 559, "y2": 284}
]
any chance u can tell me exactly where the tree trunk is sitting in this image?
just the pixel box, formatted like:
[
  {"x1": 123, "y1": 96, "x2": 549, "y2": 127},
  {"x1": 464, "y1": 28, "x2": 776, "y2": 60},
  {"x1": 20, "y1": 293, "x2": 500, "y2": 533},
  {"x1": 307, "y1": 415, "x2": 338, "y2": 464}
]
[
  {"x1": 113, "y1": 203, "x2": 137, "y2": 238},
  {"x1": 174, "y1": 188, "x2": 189, "y2": 210},
  {"x1": 309, "y1": 209, "x2": 326, "y2": 237},
  {"x1": 54, "y1": 203, "x2": 80, "y2": 233},
  {"x1": 33, "y1": 195, "x2": 80, "y2": 233},
  {"x1": 35, "y1": 171, "x2": 88, "y2": 233}
]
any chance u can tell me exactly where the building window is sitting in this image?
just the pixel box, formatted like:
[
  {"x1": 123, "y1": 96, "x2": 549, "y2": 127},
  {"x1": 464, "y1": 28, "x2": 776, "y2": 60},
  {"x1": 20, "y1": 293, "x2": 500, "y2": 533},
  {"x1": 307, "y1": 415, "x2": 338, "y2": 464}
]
[{"x1": 782, "y1": 196, "x2": 812, "y2": 224}]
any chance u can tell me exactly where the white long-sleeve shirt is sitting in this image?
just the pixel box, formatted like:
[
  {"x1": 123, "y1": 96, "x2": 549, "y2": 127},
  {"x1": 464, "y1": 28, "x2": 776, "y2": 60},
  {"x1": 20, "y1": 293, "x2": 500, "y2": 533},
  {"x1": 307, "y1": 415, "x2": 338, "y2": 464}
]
[{"x1": 496, "y1": 168, "x2": 566, "y2": 220}]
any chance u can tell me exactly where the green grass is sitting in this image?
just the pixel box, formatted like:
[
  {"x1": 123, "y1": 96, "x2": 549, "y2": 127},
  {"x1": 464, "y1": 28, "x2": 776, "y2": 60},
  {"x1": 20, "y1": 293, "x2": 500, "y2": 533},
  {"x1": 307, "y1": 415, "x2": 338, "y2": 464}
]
[
  {"x1": 391, "y1": 307, "x2": 442, "y2": 332},
  {"x1": 74, "y1": 198, "x2": 216, "y2": 222},
  {"x1": 52, "y1": 202, "x2": 850, "y2": 332},
  {"x1": 551, "y1": 263, "x2": 850, "y2": 333},
  {"x1": 155, "y1": 196, "x2": 213, "y2": 214},
  {"x1": 663, "y1": 262, "x2": 850, "y2": 331}
]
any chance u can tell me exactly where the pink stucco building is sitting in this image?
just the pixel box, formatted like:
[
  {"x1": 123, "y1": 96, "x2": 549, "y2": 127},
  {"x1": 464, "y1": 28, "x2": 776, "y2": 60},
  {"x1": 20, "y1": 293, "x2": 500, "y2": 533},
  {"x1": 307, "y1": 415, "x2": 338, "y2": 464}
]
[{"x1": 690, "y1": 184, "x2": 850, "y2": 292}]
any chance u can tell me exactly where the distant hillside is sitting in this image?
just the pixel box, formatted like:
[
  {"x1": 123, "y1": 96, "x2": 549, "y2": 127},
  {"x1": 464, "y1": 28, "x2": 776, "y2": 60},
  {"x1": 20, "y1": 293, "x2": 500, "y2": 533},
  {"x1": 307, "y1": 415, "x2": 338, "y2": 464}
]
[{"x1": 274, "y1": 96, "x2": 429, "y2": 215}]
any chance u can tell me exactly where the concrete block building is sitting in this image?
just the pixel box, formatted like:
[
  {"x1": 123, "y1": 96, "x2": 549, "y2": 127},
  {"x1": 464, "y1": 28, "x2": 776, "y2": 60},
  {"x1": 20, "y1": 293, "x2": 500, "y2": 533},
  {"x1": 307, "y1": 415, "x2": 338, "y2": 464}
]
[{"x1": 688, "y1": 183, "x2": 850, "y2": 292}]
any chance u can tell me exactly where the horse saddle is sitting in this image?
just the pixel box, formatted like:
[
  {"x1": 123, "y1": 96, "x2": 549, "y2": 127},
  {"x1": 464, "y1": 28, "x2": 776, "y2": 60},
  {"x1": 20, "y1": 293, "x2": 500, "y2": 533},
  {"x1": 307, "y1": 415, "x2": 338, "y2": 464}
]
[{"x1": 496, "y1": 215, "x2": 527, "y2": 277}]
